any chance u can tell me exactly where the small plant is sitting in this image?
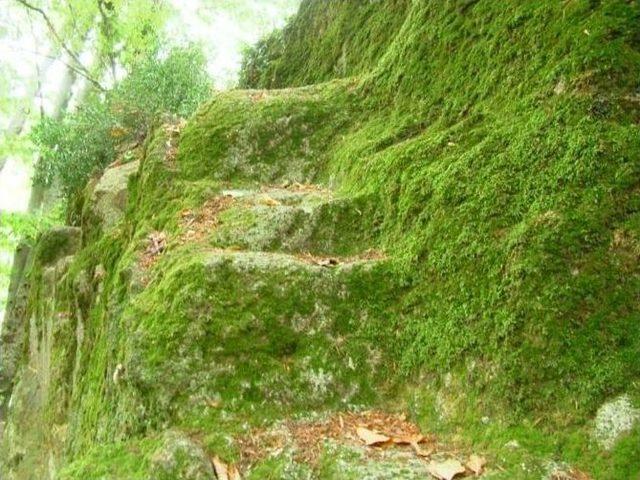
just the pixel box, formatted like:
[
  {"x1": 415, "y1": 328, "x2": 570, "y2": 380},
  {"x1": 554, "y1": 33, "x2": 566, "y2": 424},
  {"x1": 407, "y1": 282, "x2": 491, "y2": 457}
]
[{"x1": 32, "y1": 46, "x2": 212, "y2": 201}]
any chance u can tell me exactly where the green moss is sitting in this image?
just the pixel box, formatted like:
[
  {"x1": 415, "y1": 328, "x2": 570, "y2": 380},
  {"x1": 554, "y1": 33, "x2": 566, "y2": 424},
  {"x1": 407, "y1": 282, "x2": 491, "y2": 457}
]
[
  {"x1": 210, "y1": 192, "x2": 382, "y2": 256},
  {"x1": 236, "y1": 0, "x2": 640, "y2": 417},
  {"x1": 32, "y1": 227, "x2": 81, "y2": 266},
  {"x1": 239, "y1": 0, "x2": 411, "y2": 89},
  {"x1": 57, "y1": 438, "x2": 159, "y2": 479},
  {"x1": 122, "y1": 247, "x2": 395, "y2": 431},
  {"x1": 177, "y1": 83, "x2": 357, "y2": 185},
  {"x1": 4, "y1": 0, "x2": 640, "y2": 477}
]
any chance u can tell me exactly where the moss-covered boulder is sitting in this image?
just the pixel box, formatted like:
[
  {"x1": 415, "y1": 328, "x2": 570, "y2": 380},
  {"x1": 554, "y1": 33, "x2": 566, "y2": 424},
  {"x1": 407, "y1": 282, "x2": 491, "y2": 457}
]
[{"x1": 90, "y1": 160, "x2": 140, "y2": 229}]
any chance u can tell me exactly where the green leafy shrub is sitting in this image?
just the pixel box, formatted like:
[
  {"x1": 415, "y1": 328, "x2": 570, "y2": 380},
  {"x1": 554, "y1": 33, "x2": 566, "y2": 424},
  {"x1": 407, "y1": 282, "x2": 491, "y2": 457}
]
[
  {"x1": 110, "y1": 46, "x2": 212, "y2": 132},
  {"x1": 32, "y1": 46, "x2": 212, "y2": 200}
]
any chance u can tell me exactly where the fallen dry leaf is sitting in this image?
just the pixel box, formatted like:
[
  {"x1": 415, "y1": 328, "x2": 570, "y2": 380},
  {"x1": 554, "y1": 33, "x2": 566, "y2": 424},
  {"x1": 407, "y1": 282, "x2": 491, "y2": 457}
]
[
  {"x1": 356, "y1": 427, "x2": 391, "y2": 446},
  {"x1": 237, "y1": 409, "x2": 427, "y2": 468},
  {"x1": 393, "y1": 434, "x2": 425, "y2": 445},
  {"x1": 466, "y1": 454, "x2": 487, "y2": 475},
  {"x1": 228, "y1": 464, "x2": 241, "y2": 480},
  {"x1": 317, "y1": 257, "x2": 339, "y2": 267},
  {"x1": 411, "y1": 442, "x2": 433, "y2": 458},
  {"x1": 550, "y1": 469, "x2": 592, "y2": 480},
  {"x1": 570, "y1": 470, "x2": 592, "y2": 480},
  {"x1": 177, "y1": 195, "x2": 234, "y2": 245},
  {"x1": 147, "y1": 231, "x2": 167, "y2": 255},
  {"x1": 427, "y1": 459, "x2": 466, "y2": 480},
  {"x1": 261, "y1": 195, "x2": 281, "y2": 207},
  {"x1": 204, "y1": 396, "x2": 221, "y2": 408},
  {"x1": 212, "y1": 456, "x2": 229, "y2": 480}
]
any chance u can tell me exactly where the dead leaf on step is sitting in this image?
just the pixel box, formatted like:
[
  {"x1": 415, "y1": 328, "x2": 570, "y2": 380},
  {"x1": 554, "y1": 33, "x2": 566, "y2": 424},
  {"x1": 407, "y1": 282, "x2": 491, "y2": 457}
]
[
  {"x1": 213, "y1": 457, "x2": 241, "y2": 480},
  {"x1": 212, "y1": 456, "x2": 229, "y2": 480},
  {"x1": 356, "y1": 427, "x2": 391, "y2": 446},
  {"x1": 427, "y1": 459, "x2": 466, "y2": 480},
  {"x1": 411, "y1": 441, "x2": 433, "y2": 458},
  {"x1": 550, "y1": 469, "x2": 592, "y2": 480},
  {"x1": 317, "y1": 257, "x2": 339, "y2": 267},
  {"x1": 204, "y1": 396, "x2": 221, "y2": 408},
  {"x1": 228, "y1": 464, "x2": 241, "y2": 480},
  {"x1": 466, "y1": 454, "x2": 487, "y2": 475},
  {"x1": 393, "y1": 434, "x2": 425, "y2": 445},
  {"x1": 147, "y1": 231, "x2": 167, "y2": 255},
  {"x1": 260, "y1": 195, "x2": 281, "y2": 207},
  {"x1": 394, "y1": 433, "x2": 432, "y2": 457}
]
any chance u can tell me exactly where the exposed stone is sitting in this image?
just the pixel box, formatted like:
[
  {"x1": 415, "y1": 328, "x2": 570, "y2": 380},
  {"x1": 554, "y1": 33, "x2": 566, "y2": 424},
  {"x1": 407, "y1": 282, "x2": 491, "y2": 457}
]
[
  {"x1": 593, "y1": 394, "x2": 640, "y2": 450},
  {"x1": 504, "y1": 440, "x2": 521, "y2": 449},
  {"x1": 91, "y1": 160, "x2": 139, "y2": 229},
  {"x1": 149, "y1": 431, "x2": 216, "y2": 480}
]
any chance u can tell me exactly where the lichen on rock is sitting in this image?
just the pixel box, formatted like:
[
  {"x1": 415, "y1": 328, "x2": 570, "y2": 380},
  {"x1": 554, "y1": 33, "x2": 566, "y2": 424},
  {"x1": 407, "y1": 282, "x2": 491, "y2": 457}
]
[{"x1": 593, "y1": 395, "x2": 640, "y2": 450}]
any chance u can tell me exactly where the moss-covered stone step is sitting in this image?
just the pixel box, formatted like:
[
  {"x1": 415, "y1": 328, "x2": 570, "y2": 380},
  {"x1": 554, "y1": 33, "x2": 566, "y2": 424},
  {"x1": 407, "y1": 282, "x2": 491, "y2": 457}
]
[
  {"x1": 206, "y1": 186, "x2": 381, "y2": 256},
  {"x1": 56, "y1": 424, "x2": 437, "y2": 480},
  {"x1": 221, "y1": 185, "x2": 333, "y2": 209},
  {"x1": 113, "y1": 248, "x2": 390, "y2": 434}
]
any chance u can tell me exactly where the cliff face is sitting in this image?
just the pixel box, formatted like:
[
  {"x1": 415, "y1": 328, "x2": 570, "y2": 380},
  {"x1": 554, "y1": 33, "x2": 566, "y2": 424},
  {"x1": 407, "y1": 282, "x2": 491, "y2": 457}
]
[{"x1": 2, "y1": 1, "x2": 640, "y2": 479}]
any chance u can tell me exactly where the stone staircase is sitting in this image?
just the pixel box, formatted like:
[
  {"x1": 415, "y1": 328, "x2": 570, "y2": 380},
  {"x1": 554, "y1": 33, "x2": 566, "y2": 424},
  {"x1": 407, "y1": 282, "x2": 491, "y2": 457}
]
[
  {"x1": 110, "y1": 180, "x2": 436, "y2": 478},
  {"x1": 0, "y1": 159, "x2": 458, "y2": 478}
]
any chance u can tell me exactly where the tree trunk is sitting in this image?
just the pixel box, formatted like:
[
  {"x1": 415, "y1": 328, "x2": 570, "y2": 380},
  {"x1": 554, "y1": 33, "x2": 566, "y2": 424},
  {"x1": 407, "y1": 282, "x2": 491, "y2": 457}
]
[
  {"x1": 0, "y1": 53, "x2": 56, "y2": 173},
  {"x1": 27, "y1": 59, "x2": 79, "y2": 213}
]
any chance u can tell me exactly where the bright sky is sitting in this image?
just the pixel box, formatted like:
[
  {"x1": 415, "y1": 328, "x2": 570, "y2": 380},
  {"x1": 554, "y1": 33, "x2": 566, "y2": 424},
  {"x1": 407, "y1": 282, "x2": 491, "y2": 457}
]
[{"x1": 167, "y1": 0, "x2": 297, "y2": 87}]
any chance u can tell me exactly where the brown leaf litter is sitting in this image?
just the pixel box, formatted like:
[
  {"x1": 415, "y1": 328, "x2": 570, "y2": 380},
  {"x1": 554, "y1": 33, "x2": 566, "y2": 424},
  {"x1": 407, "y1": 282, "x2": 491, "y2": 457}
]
[
  {"x1": 140, "y1": 231, "x2": 167, "y2": 269},
  {"x1": 233, "y1": 410, "x2": 495, "y2": 478},
  {"x1": 179, "y1": 195, "x2": 235, "y2": 244},
  {"x1": 212, "y1": 456, "x2": 241, "y2": 480},
  {"x1": 550, "y1": 469, "x2": 593, "y2": 480},
  {"x1": 237, "y1": 410, "x2": 434, "y2": 468},
  {"x1": 427, "y1": 458, "x2": 467, "y2": 480}
]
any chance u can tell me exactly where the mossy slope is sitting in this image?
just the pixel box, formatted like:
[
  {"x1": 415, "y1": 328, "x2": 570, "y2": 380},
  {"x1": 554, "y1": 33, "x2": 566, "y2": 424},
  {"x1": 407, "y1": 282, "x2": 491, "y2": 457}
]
[
  {"x1": 1, "y1": 1, "x2": 640, "y2": 479},
  {"x1": 238, "y1": 0, "x2": 640, "y2": 416}
]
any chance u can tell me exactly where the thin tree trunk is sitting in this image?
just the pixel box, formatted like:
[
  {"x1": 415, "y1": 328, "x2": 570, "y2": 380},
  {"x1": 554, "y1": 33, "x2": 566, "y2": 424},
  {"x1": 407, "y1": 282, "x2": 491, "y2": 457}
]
[
  {"x1": 0, "y1": 53, "x2": 56, "y2": 173},
  {"x1": 27, "y1": 60, "x2": 79, "y2": 213},
  {"x1": 28, "y1": 27, "x2": 102, "y2": 213}
]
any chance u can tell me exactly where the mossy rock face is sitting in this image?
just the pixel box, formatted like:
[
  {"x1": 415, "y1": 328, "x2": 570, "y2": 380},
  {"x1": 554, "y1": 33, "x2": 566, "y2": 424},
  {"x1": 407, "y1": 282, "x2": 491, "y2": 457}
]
[
  {"x1": 149, "y1": 431, "x2": 216, "y2": 480},
  {"x1": 33, "y1": 227, "x2": 81, "y2": 266},
  {"x1": 211, "y1": 189, "x2": 380, "y2": 255},
  {"x1": 177, "y1": 84, "x2": 356, "y2": 185}
]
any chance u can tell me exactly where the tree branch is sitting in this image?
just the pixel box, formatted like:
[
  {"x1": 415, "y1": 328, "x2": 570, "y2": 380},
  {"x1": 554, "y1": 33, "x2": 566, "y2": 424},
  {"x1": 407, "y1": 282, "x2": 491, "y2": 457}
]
[
  {"x1": 97, "y1": 0, "x2": 118, "y2": 81},
  {"x1": 14, "y1": 0, "x2": 105, "y2": 91}
]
